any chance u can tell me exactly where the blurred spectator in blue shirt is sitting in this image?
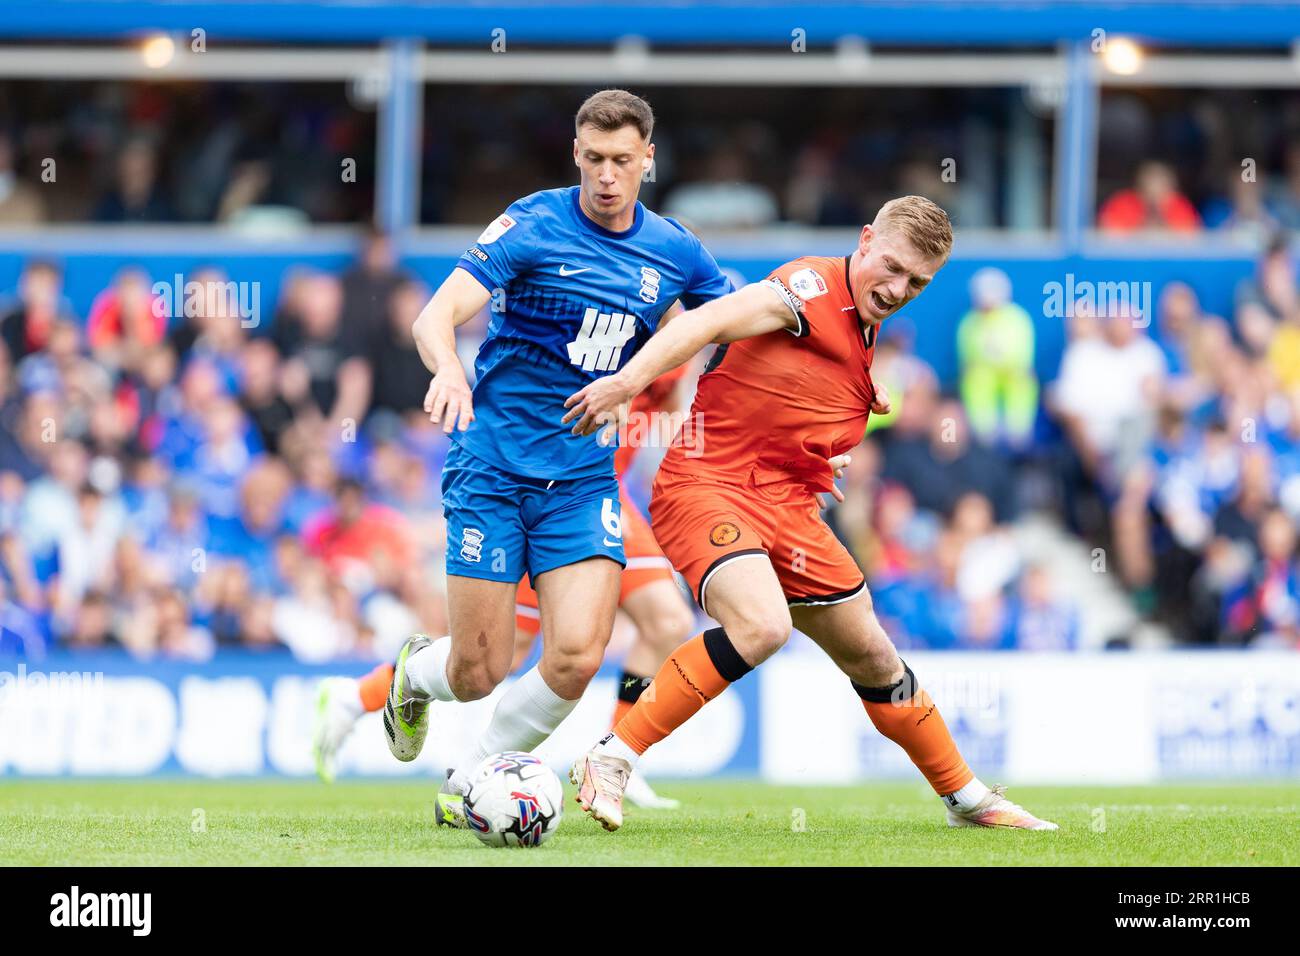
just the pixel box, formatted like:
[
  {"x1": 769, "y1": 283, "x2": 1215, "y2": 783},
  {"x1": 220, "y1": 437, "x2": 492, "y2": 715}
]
[
  {"x1": 171, "y1": 394, "x2": 262, "y2": 520},
  {"x1": 1223, "y1": 507, "x2": 1300, "y2": 646},
  {"x1": 203, "y1": 458, "x2": 292, "y2": 596},
  {"x1": 140, "y1": 484, "x2": 208, "y2": 592},
  {"x1": 1009, "y1": 564, "x2": 1079, "y2": 651}
]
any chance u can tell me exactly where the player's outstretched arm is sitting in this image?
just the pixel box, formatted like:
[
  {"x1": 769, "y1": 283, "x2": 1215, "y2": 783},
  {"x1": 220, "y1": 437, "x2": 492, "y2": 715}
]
[
  {"x1": 412, "y1": 267, "x2": 492, "y2": 433},
  {"x1": 563, "y1": 282, "x2": 797, "y2": 438}
]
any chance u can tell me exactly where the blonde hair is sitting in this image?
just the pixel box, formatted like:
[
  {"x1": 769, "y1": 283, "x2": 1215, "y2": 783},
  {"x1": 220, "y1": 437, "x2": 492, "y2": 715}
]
[{"x1": 874, "y1": 195, "x2": 953, "y2": 263}]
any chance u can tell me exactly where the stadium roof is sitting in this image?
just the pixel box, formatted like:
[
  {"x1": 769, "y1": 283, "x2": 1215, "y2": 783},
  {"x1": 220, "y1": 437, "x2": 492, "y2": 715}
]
[{"x1": 2, "y1": 0, "x2": 1299, "y2": 46}]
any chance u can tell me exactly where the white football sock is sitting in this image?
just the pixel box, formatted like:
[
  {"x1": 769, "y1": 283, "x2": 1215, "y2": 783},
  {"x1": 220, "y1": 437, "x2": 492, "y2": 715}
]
[
  {"x1": 448, "y1": 666, "x2": 577, "y2": 793},
  {"x1": 594, "y1": 730, "x2": 641, "y2": 768},
  {"x1": 942, "y1": 777, "x2": 992, "y2": 812},
  {"x1": 404, "y1": 637, "x2": 460, "y2": 702},
  {"x1": 342, "y1": 679, "x2": 366, "y2": 718}
]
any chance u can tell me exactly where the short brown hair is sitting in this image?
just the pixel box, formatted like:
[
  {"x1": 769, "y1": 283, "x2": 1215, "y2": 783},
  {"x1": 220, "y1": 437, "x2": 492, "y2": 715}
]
[
  {"x1": 575, "y1": 89, "x2": 654, "y2": 141},
  {"x1": 874, "y1": 195, "x2": 953, "y2": 263}
]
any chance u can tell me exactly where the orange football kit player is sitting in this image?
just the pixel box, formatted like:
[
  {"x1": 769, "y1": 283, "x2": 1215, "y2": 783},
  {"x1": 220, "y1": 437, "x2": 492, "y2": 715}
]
[{"x1": 562, "y1": 195, "x2": 1057, "y2": 832}]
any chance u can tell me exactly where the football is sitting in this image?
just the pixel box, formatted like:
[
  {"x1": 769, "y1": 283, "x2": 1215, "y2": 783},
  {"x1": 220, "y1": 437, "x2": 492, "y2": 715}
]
[{"x1": 461, "y1": 751, "x2": 564, "y2": 847}]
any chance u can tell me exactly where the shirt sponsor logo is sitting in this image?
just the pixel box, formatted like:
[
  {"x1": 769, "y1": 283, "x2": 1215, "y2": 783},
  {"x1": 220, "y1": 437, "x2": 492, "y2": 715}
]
[
  {"x1": 567, "y1": 308, "x2": 638, "y2": 372},
  {"x1": 467, "y1": 247, "x2": 489, "y2": 263}
]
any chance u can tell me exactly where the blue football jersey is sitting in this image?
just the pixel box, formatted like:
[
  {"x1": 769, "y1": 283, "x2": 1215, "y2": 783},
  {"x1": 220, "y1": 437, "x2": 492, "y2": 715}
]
[{"x1": 453, "y1": 186, "x2": 733, "y2": 481}]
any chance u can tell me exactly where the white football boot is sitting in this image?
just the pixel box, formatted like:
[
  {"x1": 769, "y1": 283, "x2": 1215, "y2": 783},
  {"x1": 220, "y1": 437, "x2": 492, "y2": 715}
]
[
  {"x1": 945, "y1": 784, "x2": 1059, "y2": 830},
  {"x1": 570, "y1": 749, "x2": 632, "y2": 831}
]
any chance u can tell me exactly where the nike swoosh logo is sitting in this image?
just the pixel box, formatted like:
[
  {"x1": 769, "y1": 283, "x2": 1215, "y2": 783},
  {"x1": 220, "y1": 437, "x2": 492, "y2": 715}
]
[{"x1": 559, "y1": 265, "x2": 592, "y2": 276}]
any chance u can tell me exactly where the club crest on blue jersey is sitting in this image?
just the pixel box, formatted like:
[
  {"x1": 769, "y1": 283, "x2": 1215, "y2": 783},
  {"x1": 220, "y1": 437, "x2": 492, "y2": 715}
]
[{"x1": 639, "y1": 266, "x2": 661, "y2": 304}]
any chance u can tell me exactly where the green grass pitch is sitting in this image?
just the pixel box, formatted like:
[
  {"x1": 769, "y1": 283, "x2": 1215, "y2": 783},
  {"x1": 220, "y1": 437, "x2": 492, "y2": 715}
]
[{"x1": 2, "y1": 779, "x2": 1297, "y2": 866}]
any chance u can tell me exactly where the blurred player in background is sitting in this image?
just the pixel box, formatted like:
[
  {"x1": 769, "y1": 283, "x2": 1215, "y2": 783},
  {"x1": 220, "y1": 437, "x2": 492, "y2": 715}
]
[
  {"x1": 564, "y1": 196, "x2": 1058, "y2": 832},
  {"x1": 369, "y1": 88, "x2": 734, "y2": 826},
  {"x1": 313, "y1": 368, "x2": 695, "y2": 810}
]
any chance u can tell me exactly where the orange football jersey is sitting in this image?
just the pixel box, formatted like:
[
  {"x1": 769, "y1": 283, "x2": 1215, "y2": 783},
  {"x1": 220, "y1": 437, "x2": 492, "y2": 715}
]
[
  {"x1": 658, "y1": 255, "x2": 877, "y2": 495},
  {"x1": 614, "y1": 365, "x2": 689, "y2": 478}
]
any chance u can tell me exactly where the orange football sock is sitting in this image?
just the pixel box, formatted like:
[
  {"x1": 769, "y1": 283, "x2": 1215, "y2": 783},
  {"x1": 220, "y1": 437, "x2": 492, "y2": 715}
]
[
  {"x1": 358, "y1": 663, "x2": 395, "y2": 713},
  {"x1": 611, "y1": 699, "x2": 634, "y2": 728},
  {"x1": 857, "y1": 664, "x2": 973, "y2": 796},
  {"x1": 614, "y1": 629, "x2": 750, "y2": 755}
]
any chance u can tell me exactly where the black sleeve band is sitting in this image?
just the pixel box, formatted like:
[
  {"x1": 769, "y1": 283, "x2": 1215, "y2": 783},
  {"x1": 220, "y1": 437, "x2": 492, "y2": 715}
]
[
  {"x1": 702, "y1": 627, "x2": 753, "y2": 683},
  {"x1": 617, "y1": 670, "x2": 652, "y2": 704},
  {"x1": 852, "y1": 661, "x2": 918, "y2": 703}
]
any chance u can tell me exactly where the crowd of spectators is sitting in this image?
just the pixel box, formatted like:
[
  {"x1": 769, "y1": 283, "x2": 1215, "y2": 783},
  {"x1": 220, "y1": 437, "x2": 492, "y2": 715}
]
[
  {"x1": 8, "y1": 229, "x2": 1300, "y2": 658},
  {"x1": 0, "y1": 235, "x2": 456, "y2": 661},
  {"x1": 13, "y1": 228, "x2": 1300, "y2": 659},
  {"x1": 1096, "y1": 88, "x2": 1300, "y2": 239},
  {"x1": 7, "y1": 79, "x2": 1300, "y2": 238},
  {"x1": 0, "y1": 81, "x2": 376, "y2": 226},
  {"x1": 1095, "y1": 156, "x2": 1300, "y2": 239},
  {"x1": 1045, "y1": 237, "x2": 1300, "y2": 647},
  {"x1": 2, "y1": 82, "x2": 994, "y2": 229},
  {"x1": 0, "y1": 218, "x2": 1101, "y2": 662},
  {"x1": 9, "y1": 81, "x2": 1300, "y2": 235}
]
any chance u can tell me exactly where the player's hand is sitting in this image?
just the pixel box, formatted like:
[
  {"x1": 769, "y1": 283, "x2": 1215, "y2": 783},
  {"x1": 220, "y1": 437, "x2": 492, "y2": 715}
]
[
  {"x1": 562, "y1": 373, "x2": 634, "y2": 446},
  {"x1": 870, "y1": 382, "x2": 892, "y2": 416},
  {"x1": 816, "y1": 452, "x2": 853, "y2": 508},
  {"x1": 424, "y1": 368, "x2": 475, "y2": 434}
]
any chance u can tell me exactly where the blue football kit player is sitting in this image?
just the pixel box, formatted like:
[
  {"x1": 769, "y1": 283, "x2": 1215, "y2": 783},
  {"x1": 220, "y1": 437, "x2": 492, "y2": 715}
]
[
  {"x1": 442, "y1": 186, "x2": 727, "y2": 582},
  {"x1": 384, "y1": 90, "x2": 733, "y2": 825}
]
